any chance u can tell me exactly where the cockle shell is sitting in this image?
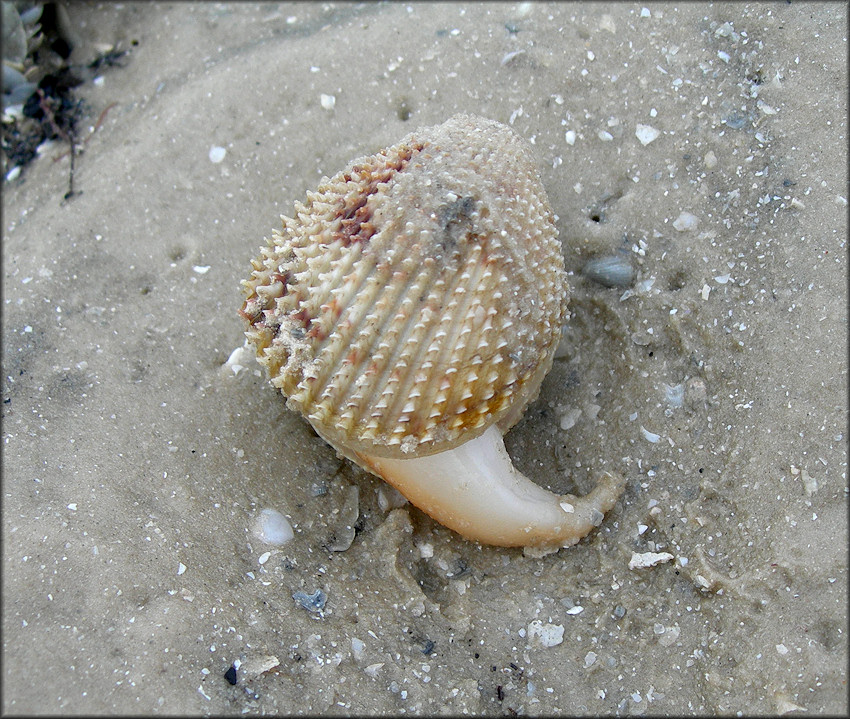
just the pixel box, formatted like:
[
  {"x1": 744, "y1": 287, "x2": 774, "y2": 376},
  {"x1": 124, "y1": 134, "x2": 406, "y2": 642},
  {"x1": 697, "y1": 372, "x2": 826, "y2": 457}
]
[
  {"x1": 240, "y1": 114, "x2": 624, "y2": 550},
  {"x1": 241, "y1": 114, "x2": 567, "y2": 464}
]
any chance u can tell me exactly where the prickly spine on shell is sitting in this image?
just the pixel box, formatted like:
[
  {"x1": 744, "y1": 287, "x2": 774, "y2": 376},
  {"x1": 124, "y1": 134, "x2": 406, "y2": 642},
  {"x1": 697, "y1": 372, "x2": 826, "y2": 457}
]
[{"x1": 241, "y1": 114, "x2": 624, "y2": 551}]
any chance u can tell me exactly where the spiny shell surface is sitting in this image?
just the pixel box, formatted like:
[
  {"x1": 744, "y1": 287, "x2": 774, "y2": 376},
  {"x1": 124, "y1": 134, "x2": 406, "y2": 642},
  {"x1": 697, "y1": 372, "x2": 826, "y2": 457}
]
[{"x1": 241, "y1": 114, "x2": 568, "y2": 462}]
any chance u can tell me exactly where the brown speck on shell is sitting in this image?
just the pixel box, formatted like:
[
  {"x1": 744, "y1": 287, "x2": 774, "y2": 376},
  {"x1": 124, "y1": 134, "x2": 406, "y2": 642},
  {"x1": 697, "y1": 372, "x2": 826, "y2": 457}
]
[{"x1": 241, "y1": 114, "x2": 568, "y2": 466}]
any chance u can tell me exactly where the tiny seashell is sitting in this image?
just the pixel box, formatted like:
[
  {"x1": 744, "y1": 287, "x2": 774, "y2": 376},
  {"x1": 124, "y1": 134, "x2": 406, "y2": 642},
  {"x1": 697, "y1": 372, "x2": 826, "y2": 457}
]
[
  {"x1": 582, "y1": 255, "x2": 635, "y2": 288},
  {"x1": 252, "y1": 508, "x2": 294, "y2": 546},
  {"x1": 292, "y1": 589, "x2": 327, "y2": 613}
]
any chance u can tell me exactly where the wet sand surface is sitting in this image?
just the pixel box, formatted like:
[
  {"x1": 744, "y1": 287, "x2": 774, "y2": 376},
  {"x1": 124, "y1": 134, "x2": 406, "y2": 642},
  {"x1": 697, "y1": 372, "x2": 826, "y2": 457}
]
[{"x1": 2, "y1": 2, "x2": 847, "y2": 715}]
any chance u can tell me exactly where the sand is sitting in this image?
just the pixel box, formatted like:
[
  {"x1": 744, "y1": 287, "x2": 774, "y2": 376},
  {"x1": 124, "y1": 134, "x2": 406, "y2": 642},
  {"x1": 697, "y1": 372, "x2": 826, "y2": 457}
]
[{"x1": 2, "y1": 2, "x2": 846, "y2": 715}]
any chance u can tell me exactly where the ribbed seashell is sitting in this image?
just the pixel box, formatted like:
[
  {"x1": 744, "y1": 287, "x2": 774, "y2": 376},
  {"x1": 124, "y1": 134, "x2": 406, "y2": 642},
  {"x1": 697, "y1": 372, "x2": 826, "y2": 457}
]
[
  {"x1": 241, "y1": 114, "x2": 624, "y2": 550},
  {"x1": 242, "y1": 114, "x2": 566, "y2": 459}
]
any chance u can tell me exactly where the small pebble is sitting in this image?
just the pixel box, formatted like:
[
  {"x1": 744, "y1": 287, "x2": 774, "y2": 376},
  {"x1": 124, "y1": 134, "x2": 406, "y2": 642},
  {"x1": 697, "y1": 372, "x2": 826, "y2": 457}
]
[
  {"x1": 293, "y1": 589, "x2": 327, "y2": 613},
  {"x1": 223, "y1": 665, "x2": 238, "y2": 685},
  {"x1": 209, "y1": 145, "x2": 226, "y2": 163},
  {"x1": 320, "y1": 93, "x2": 336, "y2": 110},
  {"x1": 4, "y1": 81, "x2": 37, "y2": 105}
]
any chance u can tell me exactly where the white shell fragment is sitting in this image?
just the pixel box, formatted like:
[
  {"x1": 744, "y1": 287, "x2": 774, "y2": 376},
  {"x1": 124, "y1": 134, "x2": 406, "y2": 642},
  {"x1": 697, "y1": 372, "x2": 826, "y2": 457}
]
[
  {"x1": 663, "y1": 383, "x2": 684, "y2": 408},
  {"x1": 629, "y1": 551, "x2": 675, "y2": 569},
  {"x1": 350, "y1": 637, "x2": 366, "y2": 661},
  {"x1": 252, "y1": 508, "x2": 294, "y2": 546},
  {"x1": 239, "y1": 655, "x2": 281, "y2": 679},
  {"x1": 225, "y1": 343, "x2": 254, "y2": 375},
  {"x1": 640, "y1": 425, "x2": 661, "y2": 443},
  {"x1": 528, "y1": 619, "x2": 565, "y2": 648},
  {"x1": 635, "y1": 123, "x2": 660, "y2": 146},
  {"x1": 791, "y1": 465, "x2": 818, "y2": 496},
  {"x1": 559, "y1": 407, "x2": 582, "y2": 431},
  {"x1": 672, "y1": 211, "x2": 699, "y2": 232}
]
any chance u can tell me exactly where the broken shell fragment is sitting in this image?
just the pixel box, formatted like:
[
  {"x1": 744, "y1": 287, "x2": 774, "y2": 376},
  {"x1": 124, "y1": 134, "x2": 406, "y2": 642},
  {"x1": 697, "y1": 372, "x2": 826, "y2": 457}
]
[
  {"x1": 240, "y1": 114, "x2": 624, "y2": 550},
  {"x1": 582, "y1": 254, "x2": 635, "y2": 288}
]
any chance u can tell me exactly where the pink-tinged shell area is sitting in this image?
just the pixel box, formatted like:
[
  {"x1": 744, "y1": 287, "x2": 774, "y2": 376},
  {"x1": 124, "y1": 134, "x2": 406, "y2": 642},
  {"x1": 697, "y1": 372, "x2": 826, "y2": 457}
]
[{"x1": 240, "y1": 114, "x2": 568, "y2": 463}]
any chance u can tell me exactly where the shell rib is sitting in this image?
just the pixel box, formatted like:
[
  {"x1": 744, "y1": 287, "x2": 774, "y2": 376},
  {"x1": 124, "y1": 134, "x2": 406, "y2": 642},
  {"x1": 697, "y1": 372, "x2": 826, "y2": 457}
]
[{"x1": 241, "y1": 114, "x2": 624, "y2": 549}]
